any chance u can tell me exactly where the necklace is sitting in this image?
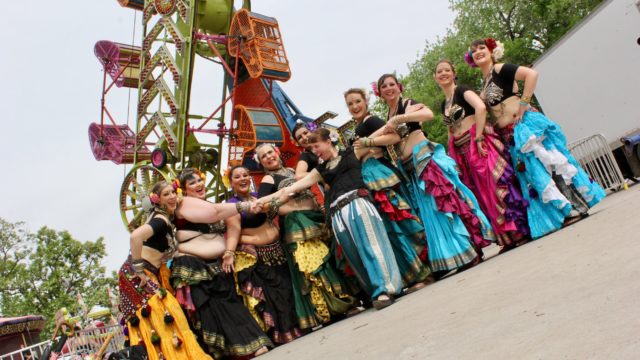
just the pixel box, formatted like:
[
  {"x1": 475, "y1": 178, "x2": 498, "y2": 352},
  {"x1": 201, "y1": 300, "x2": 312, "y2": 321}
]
[
  {"x1": 387, "y1": 98, "x2": 401, "y2": 119},
  {"x1": 266, "y1": 167, "x2": 293, "y2": 177},
  {"x1": 443, "y1": 85, "x2": 456, "y2": 117},
  {"x1": 480, "y1": 65, "x2": 495, "y2": 96},
  {"x1": 326, "y1": 152, "x2": 341, "y2": 170}
]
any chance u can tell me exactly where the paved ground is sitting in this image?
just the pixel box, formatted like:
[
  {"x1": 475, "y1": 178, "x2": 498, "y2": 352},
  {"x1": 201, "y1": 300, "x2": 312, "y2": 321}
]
[{"x1": 262, "y1": 185, "x2": 640, "y2": 360}]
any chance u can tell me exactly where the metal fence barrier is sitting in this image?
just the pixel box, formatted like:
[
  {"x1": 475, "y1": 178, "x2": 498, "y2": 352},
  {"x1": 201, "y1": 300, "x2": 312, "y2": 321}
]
[
  {"x1": 0, "y1": 341, "x2": 51, "y2": 360},
  {"x1": 569, "y1": 134, "x2": 625, "y2": 192}
]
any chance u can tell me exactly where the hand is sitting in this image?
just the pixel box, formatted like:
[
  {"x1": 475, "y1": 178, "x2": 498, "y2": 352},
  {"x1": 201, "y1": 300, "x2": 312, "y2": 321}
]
[
  {"x1": 406, "y1": 103, "x2": 425, "y2": 113},
  {"x1": 515, "y1": 105, "x2": 527, "y2": 123},
  {"x1": 247, "y1": 201, "x2": 263, "y2": 214},
  {"x1": 476, "y1": 140, "x2": 488, "y2": 157},
  {"x1": 222, "y1": 252, "x2": 235, "y2": 273},
  {"x1": 353, "y1": 138, "x2": 363, "y2": 149},
  {"x1": 135, "y1": 273, "x2": 149, "y2": 288}
]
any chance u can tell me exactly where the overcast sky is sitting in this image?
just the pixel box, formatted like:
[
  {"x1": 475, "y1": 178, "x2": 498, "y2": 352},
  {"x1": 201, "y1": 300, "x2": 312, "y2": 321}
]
[{"x1": 0, "y1": 0, "x2": 455, "y2": 272}]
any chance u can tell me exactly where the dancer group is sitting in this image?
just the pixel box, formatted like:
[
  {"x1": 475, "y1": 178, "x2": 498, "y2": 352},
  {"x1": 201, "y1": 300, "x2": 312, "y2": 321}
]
[{"x1": 117, "y1": 38, "x2": 605, "y2": 359}]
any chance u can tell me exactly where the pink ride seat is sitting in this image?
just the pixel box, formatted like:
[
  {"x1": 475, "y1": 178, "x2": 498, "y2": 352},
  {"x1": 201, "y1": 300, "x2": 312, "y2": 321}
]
[{"x1": 88, "y1": 123, "x2": 150, "y2": 164}]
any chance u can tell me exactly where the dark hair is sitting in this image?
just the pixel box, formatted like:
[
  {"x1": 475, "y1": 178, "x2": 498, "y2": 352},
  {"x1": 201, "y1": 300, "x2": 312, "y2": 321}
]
[
  {"x1": 229, "y1": 165, "x2": 249, "y2": 179},
  {"x1": 470, "y1": 39, "x2": 487, "y2": 50},
  {"x1": 376, "y1": 73, "x2": 403, "y2": 94},
  {"x1": 307, "y1": 128, "x2": 332, "y2": 145},
  {"x1": 178, "y1": 168, "x2": 199, "y2": 189}
]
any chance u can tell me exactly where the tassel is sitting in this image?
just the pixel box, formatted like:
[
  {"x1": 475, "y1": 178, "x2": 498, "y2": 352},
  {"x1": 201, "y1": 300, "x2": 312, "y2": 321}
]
[
  {"x1": 129, "y1": 315, "x2": 140, "y2": 327},
  {"x1": 529, "y1": 188, "x2": 538, "y2": 199},
  {"x1": 141, "y1": 304, "x2": 151, "y2": 318},
  {"x1": 164, "y1": 311, "x2": 175, "y2": 324},
  {"x1": 517, "y1": 162, "x2": 526, "y2": 172},
  {"x1": 172, "y1": 332, "x2": 183, "y2": 348},
  {"x1": 150, "y1": 330, "x2": 161, "y2": 345}
]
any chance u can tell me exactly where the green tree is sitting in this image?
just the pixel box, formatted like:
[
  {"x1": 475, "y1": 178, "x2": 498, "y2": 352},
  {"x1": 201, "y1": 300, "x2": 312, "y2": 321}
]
[
  {"x1": 396, "y1": 0, "x2": 603, "y2": 147},
  {"x1": 0, "y1": 218, "x2": 117, "y2": 338}
]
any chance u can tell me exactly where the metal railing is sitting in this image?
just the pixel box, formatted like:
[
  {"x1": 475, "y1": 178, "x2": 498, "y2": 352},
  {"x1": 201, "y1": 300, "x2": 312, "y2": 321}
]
[
  {"x1": 67, "y1": 324, "x2": 125, "y2": 356},
  {"x1": 1, "y1": 341, "x2": 51, "y2": 360},
  {"x1": 569, "y1": 134, "x2": 625, "y2": 192}
]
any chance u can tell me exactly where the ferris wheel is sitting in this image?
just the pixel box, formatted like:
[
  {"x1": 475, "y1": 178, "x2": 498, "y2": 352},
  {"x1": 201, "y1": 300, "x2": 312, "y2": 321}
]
[{"x1": 89, "y1": 0, "x2": 331, "y2": 231}]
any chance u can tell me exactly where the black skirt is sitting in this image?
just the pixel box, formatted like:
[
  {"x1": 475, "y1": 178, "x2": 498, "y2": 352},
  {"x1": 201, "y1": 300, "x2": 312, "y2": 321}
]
[
  {"x1": 237, "y1": 242, "x2": 302, "y2": 344},
  {"x1": 170, "y1": 255, "x2": 273, "y2": 359}
]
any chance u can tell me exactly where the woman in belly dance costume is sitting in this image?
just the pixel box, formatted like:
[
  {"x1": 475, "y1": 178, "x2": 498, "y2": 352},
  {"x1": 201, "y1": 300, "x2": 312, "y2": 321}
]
[
  {"x1": 259, "y1": 128, "x2": 404, "y2": 310},
  {"x1": 171, "y1": 169, "x2": 272, "y2": 358},
  {"x1": 118, "y1": 181, "x2": 212, "y2": 360},
  {"x1": 253, "y1": 144, "x2": 358, "y2": 329},
  {"x1": 226, "y1": 164, "x2": 302, "y2": 344},
  {"x1": 434, "y1": 60, "x2": 530, "y2": 251},
  {"x1": 466, "y1": 38, "x2": 605, "y2": 238},
  {"x1": 374, "y1": 73, "x2": 495, "y2": 274},
  {"x1": 345, "y1": 87, "x2": 433, "y2": 291}
]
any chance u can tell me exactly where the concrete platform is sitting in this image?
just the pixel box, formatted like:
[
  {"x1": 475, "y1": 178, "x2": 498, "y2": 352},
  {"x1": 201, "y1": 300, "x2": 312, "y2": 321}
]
[{"x1": 263, "y1": 185, "x2": 640, "y2": 360}]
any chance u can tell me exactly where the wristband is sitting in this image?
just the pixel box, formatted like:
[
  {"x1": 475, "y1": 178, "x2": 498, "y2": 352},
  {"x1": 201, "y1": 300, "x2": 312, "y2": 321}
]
[{"x1": 474, "y1": 136, "x2": 485, "y2": 143}]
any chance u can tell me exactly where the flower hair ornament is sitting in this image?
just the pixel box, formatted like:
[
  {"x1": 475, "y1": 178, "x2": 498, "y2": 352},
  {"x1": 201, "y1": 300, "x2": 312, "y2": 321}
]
[
  {"x1": 252, "y1": 143, "x2": 280, "y2": 164},
  {"x1": 171, "y1": 179, "x2": 183, "y2": 196},
  {"x1": 465, "y1": 38, "x2": 505, "y2": 67},
  {"x1": 296, "y1": 119, "x2": 318, "y2": 132},
  {"x1": 195, "y1": 169, "x2": 206, "y2": 181},
  {"x1": 328, "y1": 131, "x2": 340, "y2": 144},
  {"x1": 221, "y1": 168, "x2": 231, "y2": 188},
  {"x1": 371, "y1": 82, "x2": 379, "y2": 97},
  {"x1": 149, "y1": 192, "x2": 160, "y2": 204}
]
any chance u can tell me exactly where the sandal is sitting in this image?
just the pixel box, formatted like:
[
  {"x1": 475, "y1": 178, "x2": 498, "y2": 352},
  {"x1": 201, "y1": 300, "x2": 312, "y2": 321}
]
[{"x1": 372, "y1": 294, "x2": 395, "y2": 310}]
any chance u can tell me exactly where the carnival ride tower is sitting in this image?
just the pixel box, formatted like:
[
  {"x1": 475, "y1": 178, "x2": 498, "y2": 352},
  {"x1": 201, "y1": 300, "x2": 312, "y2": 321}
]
[{"x1": 89, "y1": 0, "x2": 330, "y2": 231}]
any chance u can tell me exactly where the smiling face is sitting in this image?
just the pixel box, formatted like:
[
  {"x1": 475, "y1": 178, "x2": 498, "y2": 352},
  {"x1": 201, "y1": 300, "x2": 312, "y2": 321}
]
[
  {"x1": 257, "y1": 144, "x2": 281, "y2": 171},
  {"x1": 158, "y1": 184, "x2": 178, "y2": 214},
  {"x1": 184, "y1": 174, "x2": 206, "y2": 199},
  {"x1": 471, "y1": 43, "x2": 493, "y2": 67},
  {"x1": 230, "y1": 167, "x2": 251, "y2": 196},
  {"x1": 379, "y1": 76, "x2": 402, "y2": 104},
  {"x1": 434, "y1": 61, "x2": 455, "y2": 87},
  {"x1": 309, "y1": 138, "x2": 333, "y2": 161},
  {"x1": 345, "y1": 92, "x2": 368, "y2": 122},
  {"x1": 294, "y1": 127, "x2": 312, "y2": 150}
]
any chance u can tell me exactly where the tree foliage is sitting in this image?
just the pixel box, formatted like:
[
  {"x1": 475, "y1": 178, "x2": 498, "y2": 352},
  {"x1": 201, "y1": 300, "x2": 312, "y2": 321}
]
[
  {"x1": 392, "y1": 0, "x2": 603, "y2": 146},
  {"x1": 0, "y1": 218, "x2": 117, "y2": 338}
]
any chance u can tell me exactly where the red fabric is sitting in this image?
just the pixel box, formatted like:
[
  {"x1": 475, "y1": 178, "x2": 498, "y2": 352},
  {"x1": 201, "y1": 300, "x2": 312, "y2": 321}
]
[
  {"x1": 421, "y1": 162, "x2": 491, "y2": 249},
  {"x1": 372, "y1": 190, "x2": 415, "y2": 222}
]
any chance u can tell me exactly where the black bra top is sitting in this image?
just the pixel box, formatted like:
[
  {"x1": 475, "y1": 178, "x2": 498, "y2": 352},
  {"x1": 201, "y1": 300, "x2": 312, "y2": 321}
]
[
  {"x1": 144, "y1": 216, "x2": 172, "y2": 252},
  {"x1": 395, "y1": 98, "x2": 422, "y2": 133},
  {"x1": 175, "y1": 217, "x2": 226, "y2": 235},
  {"x1": 483, "y1": 63, "x2": 519, "y2": 106},
  {"x1": 441, "y1": 85, "x2": 476, "y2": 127}
]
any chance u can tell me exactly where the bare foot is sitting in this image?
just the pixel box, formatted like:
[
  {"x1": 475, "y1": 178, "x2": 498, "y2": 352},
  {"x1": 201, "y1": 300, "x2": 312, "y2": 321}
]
[{"x1": 255, "y1": 346, "x2": 269, "y2": 357}]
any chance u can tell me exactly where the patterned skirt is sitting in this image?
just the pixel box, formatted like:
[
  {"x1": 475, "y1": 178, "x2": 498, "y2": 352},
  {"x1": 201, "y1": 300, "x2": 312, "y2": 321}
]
[
  {"x1": 118, "y1": 257, "x2": 213, "y2": 360},
  {"x1": 170, "y1": 255, "x2": 272, "y2": 359},
  {"x1": 400, "y1": 140, "x2": 495, "y2": 272},
  {"x1": 497, "y1": 111, "x2": 606, "y2": 238},
  {"x1": 448, "y1": 124, "x2": 530, "y2": 241},
  {"x1": 360, "y1": 156, "x2": 431, "y2": 285},
  {"x1": 235, "y1": 241, "x2": 302, "y2": 344}
]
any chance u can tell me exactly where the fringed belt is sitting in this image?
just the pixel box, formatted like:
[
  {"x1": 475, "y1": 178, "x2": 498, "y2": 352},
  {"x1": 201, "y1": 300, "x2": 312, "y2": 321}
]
[
  {"x1": 328, "y1": 188, "x2": 370, "y2": 216},
  {"x1": 205, "y1": 258, "x2": 224, "y2": 276},
  {"x1": 255, "y1": 241, "x2": 287, "y2": 266},
  {"x1": 454, "y1": 131, "x2": 472, "y2": 147}
]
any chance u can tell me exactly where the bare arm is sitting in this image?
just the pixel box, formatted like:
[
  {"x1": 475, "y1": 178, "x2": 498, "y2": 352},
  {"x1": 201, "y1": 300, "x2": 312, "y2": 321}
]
[
  {"x1": 258, "y1": 169, "x2": 323, "y2": 204},
  {"x1": 130, "y1": 224, "x2": 154, "y2": 261},
  {"x1": 463, "y1": 90, "x2": 488, "y2": 138},
  {"x1": 295, "y1": 160, "x2": 311, "y2": 180},
  {"x1": 176, "y1": 197, "x2": 246, "y2": 224},
  {"x1": 513, "y1": 65, "x2": 539, "y2": 101},
  {"x1": 222, "y1": 215, "x2": 241, "y2": 272}
]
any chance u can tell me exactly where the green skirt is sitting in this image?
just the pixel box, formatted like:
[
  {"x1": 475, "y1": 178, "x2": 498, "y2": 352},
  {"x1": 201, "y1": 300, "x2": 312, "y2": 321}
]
[{"x1": 283, "y1": 210, "x2": 357, "y2": 329}]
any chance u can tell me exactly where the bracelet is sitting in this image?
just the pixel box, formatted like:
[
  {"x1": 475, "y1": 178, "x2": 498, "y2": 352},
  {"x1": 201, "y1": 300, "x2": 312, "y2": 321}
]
[
  {"x1": 371, "y1": 138, "x2": 376, "y2": 146},
  {"x1": 474, "y1": 136, "x2": 485, "y2": 143},
  {"x1": 235, "y1": 201, "x2": 248, "y2": 214},
  {"x1": 224, "y1": 249, "x2": 235, "y2": 257},
  {"x1": 132, "y1": 259, "x2": 145, "y2": 274}
]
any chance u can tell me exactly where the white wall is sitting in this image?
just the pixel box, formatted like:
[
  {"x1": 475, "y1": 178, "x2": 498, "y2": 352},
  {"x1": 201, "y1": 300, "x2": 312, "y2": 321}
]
[{"x1": 534, "y1": 0, "x2": 640, "y2": 147}]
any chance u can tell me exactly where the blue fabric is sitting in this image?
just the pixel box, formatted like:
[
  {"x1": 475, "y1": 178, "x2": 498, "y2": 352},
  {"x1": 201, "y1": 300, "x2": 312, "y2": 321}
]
[
  {"x1": 361, "y1": 157, "x2": 430, "y2": 286},
  {"x1": 400, "y1": 141, "x2": 478, "y2": 272},
  {"x1": 509, "y1": 111, "x2": 605, "y2": 238},
  {"x1": 330, "y1": 197, "x2": 403, "y2": 298},
  {"x1": 428, "y1": 145, "x2": 496, "y2": 242}
]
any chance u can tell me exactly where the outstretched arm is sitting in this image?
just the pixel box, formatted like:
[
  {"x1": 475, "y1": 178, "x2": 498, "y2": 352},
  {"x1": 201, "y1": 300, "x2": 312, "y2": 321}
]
[
  {"x1": 176, "y1": 197, "x2": 258, "y2": 224},
  {"x1": 258, "y1": 169, "x2": 323, "y2": 204}
]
